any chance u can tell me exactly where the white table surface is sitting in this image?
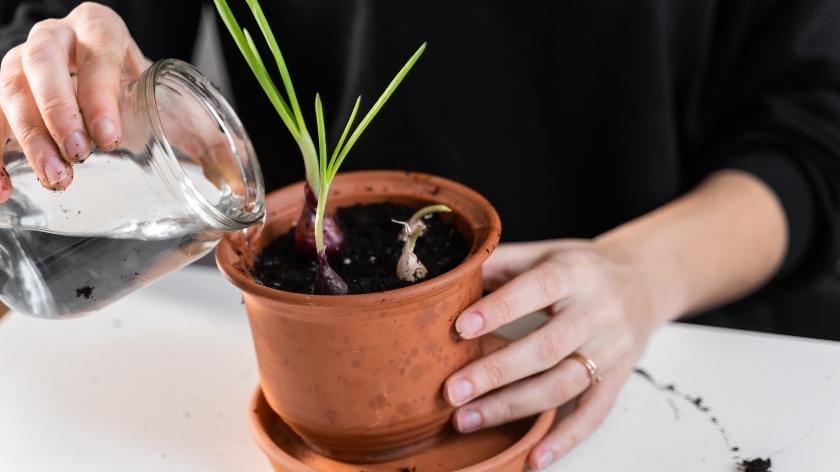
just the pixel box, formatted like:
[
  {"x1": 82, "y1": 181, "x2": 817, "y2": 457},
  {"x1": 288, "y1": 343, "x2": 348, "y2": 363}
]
[{"x1": 1, "y1": 266, "x2": 839, "y2": 471}]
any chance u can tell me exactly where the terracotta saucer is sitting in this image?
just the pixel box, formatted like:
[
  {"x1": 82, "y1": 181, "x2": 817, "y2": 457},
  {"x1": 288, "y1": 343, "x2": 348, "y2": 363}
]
[{"x1": 249, "y1": 335, "x2": 557, "y2": 471}]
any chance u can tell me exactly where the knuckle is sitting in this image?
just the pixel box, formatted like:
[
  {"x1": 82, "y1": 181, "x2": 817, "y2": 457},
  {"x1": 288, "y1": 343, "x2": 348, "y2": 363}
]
[
  {"x1": 601, "y1": 304, "x2": 623, "y2": 325},
  {"x1": 535, "y1": 261, "x2": 565, "y2": 299},
  {"x1": 549, "y1": 372, "x2": 578, "y2": 405},
  {"x1": 486, "y1": 398, "x2": 514, "y2": 423},
  {"x1": 72, "y1": 2, "x2": 127, "y2": 34},
  {"x1": 0, "y1": 46, "x2": 22, "y2": 73},
  {"x1": 0, "y1": 72, "x2": 26, "y2": 101},
  {"x1": 27, "y1": 20, "x2": 55, "y2": 40},
  {"x1": 16, "y1": 122, "x2": 48, "y2": 148},
  {"x1": 614, "y1": 330, "x2": 634, "y2": 355},
  {"x1": 488, "y1": 295, "x2": 515, "y2": 326},
  {"x1": 80, "y1": 48, "x2": 121, "y2": 68},
  {"x1": 40, "y1": 96, "x2": 77, "y2": 123},
  {"x1": 21, "y1": 38, "x2": 55, "y2": 68},
  {"x1": 561, "y1": 315, "x2": 585, "y2": 344},
  {"x1": 536, "y1": 329, "x2": 567, "y2": 365},
  {"x1": 551, "y1": 250, "x2": 593, "y2": 279},
  {"x1": 73, "y1": 2, "x2": 110, "y2": 20},
  {"x1": 479, "y1": 360, "x2": 507, "y2": 390},
  {"x1": 573, "y1": 307, "x2": 596, "y2": 335},
  {"x1": 566, "y1": 431, "x2": 582, "y2": 450}
]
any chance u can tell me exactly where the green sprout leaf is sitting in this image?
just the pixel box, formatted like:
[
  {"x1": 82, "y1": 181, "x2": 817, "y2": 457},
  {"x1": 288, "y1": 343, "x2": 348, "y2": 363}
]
[
  {"x1": 244, "y1": 0, "x2": 306, "y2": 131},
  {"x1": 328, "y1": 43, "x2": 427, "y2": 180},
  {"x1": 331, "y1": 96, "x2": 362, "y2": 167},
  {"x1": 213, "y1": 0, "x2": 425, "y2": 256}
]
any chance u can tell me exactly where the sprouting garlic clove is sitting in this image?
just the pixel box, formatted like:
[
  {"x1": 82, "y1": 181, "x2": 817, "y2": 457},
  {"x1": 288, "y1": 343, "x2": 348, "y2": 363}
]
[
  {"x1": 393, "y1": 204, "x2": 451, "y2": 283},
  {"x1": 396, "y1": 250, "x2": 429, "y2": 282},
  {"x1": 396, "y1": 220, "x2": 427, "y2": 242}
]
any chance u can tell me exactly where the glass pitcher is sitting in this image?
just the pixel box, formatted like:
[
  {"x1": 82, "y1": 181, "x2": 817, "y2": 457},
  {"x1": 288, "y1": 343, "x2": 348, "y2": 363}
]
[{"x1": 0, "y1": 59, "x2": 264, "y2": 319}]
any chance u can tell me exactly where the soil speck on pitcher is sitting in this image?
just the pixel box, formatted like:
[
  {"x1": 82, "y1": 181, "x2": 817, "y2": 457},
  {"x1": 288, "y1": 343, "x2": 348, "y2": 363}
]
[{"x1": 75, "y1": 285, "x2": 94, "y2": 299}]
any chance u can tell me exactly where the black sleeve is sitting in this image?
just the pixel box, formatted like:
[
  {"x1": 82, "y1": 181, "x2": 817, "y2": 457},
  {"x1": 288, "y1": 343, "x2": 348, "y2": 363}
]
[
  {"x1": 695, "y1": 0, "x2": 840, "y2": 282},
  {"x1": 1, "y1": 0, "x2": 202, "y2": 68},
  {"x1": 0, "y1": 1, "x2": 76, "y2": 58}
]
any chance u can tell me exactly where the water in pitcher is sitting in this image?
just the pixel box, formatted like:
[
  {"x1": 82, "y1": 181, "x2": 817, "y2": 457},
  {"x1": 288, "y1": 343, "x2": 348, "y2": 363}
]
[
  {"x1": 0, "y1": 59, "x2": 264, "y2": 318},
  {"x1": 0, "y1": 149, "x2": 232, "y2": 318}
]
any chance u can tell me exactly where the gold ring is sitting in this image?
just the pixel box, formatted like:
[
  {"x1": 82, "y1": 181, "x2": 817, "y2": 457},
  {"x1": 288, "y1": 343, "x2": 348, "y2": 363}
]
[{"x1": 569, "y1": 352, "x2": 602, "y2": 385}]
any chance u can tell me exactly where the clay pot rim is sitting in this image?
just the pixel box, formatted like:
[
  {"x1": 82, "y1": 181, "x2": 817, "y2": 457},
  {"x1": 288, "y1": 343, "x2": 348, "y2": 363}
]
[
  {"x1": 216, "y1": 170, "x2": 502, "y2": 310},
  {"x1": 248, "y1": 385, "x2": 557, "y2": 471}
]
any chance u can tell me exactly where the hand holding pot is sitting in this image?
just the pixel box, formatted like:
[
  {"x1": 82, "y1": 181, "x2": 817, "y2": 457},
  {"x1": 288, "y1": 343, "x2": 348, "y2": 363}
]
[
  {"x1": 0, "y1": 2, "x2": 150, "y2": 197},
  {"x1": 444, "y1": 171, "x2": 789, "y2": 470},
  {"x1": 444, "y1": 240, "x2": 657, "y2": 469}
]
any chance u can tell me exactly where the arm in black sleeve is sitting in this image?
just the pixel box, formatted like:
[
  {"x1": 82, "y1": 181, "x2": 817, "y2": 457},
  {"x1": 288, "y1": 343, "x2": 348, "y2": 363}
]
[
  {"x1": 0, "y1": 1, "x2": 76, "y2": 58},
  {"x1": 693, "y1": 0, "x2": 840, "y2": 282}
]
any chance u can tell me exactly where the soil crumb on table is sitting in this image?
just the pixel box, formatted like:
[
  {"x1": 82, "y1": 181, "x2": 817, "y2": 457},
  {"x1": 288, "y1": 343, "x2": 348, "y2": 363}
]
[
  {"x1": 633, "y1": 367, "x2": 773, "y2": 470},
  {"x1": 740, "y1": 457, "x2": 772, "y2": 471},
  {"x1": 253, "y1": 202, "x2": 469, "y2": 294}
]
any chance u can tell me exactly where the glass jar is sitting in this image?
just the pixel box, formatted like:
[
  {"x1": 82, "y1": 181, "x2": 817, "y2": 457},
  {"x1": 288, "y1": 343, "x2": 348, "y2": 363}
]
[{"x1": 0, "y1": 59, "x2": 264, "y2": 318}]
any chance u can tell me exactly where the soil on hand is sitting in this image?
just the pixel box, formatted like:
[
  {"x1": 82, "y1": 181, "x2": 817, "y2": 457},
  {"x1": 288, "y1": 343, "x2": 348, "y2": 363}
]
[{"x1": 252, "y1": 202, "x2": 470, "y2": 294}]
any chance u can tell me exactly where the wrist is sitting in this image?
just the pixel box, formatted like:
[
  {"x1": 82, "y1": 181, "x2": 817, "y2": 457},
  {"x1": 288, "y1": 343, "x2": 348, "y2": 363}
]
[
  {"x1": 594, "y1": 226, "x2": 691, "y2": 327},
  {"x1": 592, "y1": 171, "x2": 787, "y2": 326}
]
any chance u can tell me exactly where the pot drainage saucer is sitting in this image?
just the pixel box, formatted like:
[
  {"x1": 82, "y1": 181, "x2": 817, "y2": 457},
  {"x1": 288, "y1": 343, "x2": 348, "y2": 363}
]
[{"x1": 249, "y1": 335, "x2": 556, "y2": 471}]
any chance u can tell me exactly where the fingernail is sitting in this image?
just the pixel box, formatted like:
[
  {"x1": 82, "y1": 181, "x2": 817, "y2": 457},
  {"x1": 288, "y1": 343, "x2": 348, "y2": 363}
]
[
  {"x1": 447, "y1": 378, "x2": 474, "y2": 406},
  {"x1": 536, "y1": 450, "x2": 555, "y2": 469},
  {"x1": 43, "y1": 155, "x2": 72, "y2": 189},
  {"x1": 456, "y1": 409, "x2": 482, "y2": 433},
  {"x1": 92, "y1": 117, "x2": 119, "y2": 148},
  {"x1": 456, "y1": 312, "x2": 484, "y2": 338},
  {"x1": 63, "y1": 130, "x2": 90, "y2": 161}
]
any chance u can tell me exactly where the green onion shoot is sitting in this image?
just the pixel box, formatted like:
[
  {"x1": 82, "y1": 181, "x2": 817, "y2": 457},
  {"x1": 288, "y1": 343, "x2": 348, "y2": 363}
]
[{"x1": 214, "y1": 0, "x2": 426, "y2": 294}]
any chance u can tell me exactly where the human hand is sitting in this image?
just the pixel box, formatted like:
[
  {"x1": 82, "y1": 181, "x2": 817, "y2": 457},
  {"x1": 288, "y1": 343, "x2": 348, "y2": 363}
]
[
  {"x1": 0, "y1": 2, "x2": 150, "y2": 200},
  {"x1": 444, "y1": 239, "x2": 664, "y2": 470}
]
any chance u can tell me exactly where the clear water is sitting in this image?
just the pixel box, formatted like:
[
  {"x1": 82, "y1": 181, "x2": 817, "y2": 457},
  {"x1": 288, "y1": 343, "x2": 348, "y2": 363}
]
[
  {"x1": 0, "y1": 149, "x2": 227, "y2": 318},
  {"x1": 0, "y1": 230, "x2": 217, "y2": 318},
  {"x1": 0, "y1": 148, "x2": 229, "y2": 239}
]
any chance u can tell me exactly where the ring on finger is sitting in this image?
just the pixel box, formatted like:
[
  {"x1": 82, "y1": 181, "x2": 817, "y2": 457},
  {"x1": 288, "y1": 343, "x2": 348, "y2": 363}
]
[{"x1": 568, "y1": 351, "x2": 602, "y2": 386}]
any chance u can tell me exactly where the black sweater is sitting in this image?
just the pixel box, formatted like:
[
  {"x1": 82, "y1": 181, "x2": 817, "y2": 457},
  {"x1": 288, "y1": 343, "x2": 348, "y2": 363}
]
[{"x1": 4, "y1": 1, "x2": 840, "y2": 332}]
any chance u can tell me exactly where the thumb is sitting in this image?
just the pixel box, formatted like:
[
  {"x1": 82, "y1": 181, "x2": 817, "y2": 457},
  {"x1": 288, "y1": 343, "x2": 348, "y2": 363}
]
[
  {"x1": 482, "y1": 240, "x2": 561, "y2": 291},
  {"x1": 0, "y1": 110, "x2": 12, "y2": 203}
]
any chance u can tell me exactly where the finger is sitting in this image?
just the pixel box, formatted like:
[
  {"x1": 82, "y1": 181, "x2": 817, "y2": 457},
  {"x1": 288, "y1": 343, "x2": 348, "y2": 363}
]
[
  {"x1": 21, "y1": 20, "x2": 90, "y2": 162},
  {"x1": 445, "y1": 311, "x2": 592, "y2": 406},
  {"x1": 482, "y1": 240, "x2": 590, "y2": 291},
  {"x1": 482, "y1": 241, "x2": 559, "y2": 291},
  {"x1": 527, "y1": 354, "x2": 636, "y2": 470},
  {"x1": 456, "y1": 258, "x2": 574, "y2": 339},
  {"x1": 69, "y1": 3, "x2": 129, "y2": 150},
  {"x1": 0, "y1": 46, "x2": 73, "y2": 190},
  {"x1": 451, "y1": 350, "x2": 592, "y2": 433},
  {"x1": 453, "y1": 333, "x2": 632, "y2": 430},
  {"x1": 0, "y1": 110, "x2": 12, "y2": 202}
]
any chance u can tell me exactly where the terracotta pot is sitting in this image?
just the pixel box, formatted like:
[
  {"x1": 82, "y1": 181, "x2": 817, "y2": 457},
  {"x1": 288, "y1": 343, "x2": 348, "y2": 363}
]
[{"x1": 216, "y1": 170, "x2": 502, "y2": 462}]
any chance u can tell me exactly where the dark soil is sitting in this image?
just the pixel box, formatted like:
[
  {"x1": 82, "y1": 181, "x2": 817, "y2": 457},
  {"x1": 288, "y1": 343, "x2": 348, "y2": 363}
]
[
  {"x1": 75, "y1": 285, "x2": 94, "y2": 299},
  {"x1": 252, "y1": 202, "x2": 470, "y2": 294},
  {"x1": 633, "y1": 367, "x2": 761, "y2": 469},
  {"x1": 740, "y1": 458, "x2": 772, "y2": 472}
]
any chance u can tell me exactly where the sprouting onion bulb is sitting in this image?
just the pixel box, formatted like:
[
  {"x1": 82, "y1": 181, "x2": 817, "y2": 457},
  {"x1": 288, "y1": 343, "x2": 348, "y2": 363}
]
[
  {"x1": 393, "y1": 204, "x2": 452, "y2": 282},
  {"x1": 214, "y1": 0, "x2": 426, "y2": 294}
]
